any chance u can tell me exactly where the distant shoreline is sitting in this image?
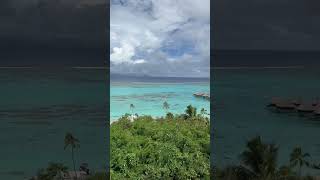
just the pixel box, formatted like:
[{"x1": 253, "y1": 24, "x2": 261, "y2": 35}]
[
  {"x1": 212, "y1": 66, "x2": 305, "y2": 70},
  {"x1": 0, "y1": 67, "x2": 34, "y2": 69},
  {"x1": 72, "y1": 67, "x2": 108, "y2": 69},
  {"x1": 0, "y1": 66, "x2": 307, "y2": 73},
  {"x1": 0, "y1": 66, "x2": 108, "y2": 69},
  {"x1": 0, "y1": 66, "x2": 305, "y2": 69}
]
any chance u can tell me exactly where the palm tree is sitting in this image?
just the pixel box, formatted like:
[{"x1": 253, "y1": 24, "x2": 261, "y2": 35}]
[
  {"x1": 163, "y1": 101, "x2": 170, "y2": 114},
  {"x1": 130, "y1": 104, "x2": 135, "y2": 115},
  {"x1": 166, "y1": 112, "x2": 174, "y2": 119},
  {"x1": 64, "y1": 133, "x2": 80, "y2": 180},
  {"x1": 240, "y1": 136, "x2": 278, "y2": 179},
  {"x1": 290, "y1": 147, "x2": 310, "y2": 177},
  {"x1": 185, "y1": 105, "x2": 197, "y2": 119},
  {"x1": 200, "y1": 108, "x2": 207, "y2": 117}
]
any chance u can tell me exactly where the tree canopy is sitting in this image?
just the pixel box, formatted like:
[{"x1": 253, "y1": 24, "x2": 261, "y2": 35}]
[{"x1": 110, "y1": 105, "x2": 210, "y2": 179}]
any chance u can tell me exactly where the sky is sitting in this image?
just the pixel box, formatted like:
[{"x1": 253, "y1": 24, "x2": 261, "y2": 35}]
[
  {"x1": 2, "y1": 0, "x2": 319, "y2": 67},
  {"x1": 110, "y1": 0, "x2": 210, "y2": 77},
  {"x1": 0, "y1": 0, "x2": 107, "y2": 66},
  {"x1": 213, "y1": 0, "x2": 320, "y2": 50}
]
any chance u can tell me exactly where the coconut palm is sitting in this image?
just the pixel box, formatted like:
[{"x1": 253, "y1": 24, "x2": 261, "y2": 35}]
[
  {"x1": 185, "y1": 105, "x2": 197, "y2": 118},
  {"x1": 200, "y1": 108, "x2": 207, "y2": 117},
  {"x1": 130, "y1": 104, "x2": 135, "y2": 115},
  {"x1": 290, "y1": 147, "x2": 310, "y2": 177},
  {"x1": 163, "y1": 101, "x2": 170, "y2": 114},
  {"x1": 64, "y1": 133, "x2": 80, "y2": 180},
  {"x1": 166, "y1": 112, "x2": 174, "y2": 119},
  {"x1": 240, "y1": 136, "x2": 278, "y2": 179}
]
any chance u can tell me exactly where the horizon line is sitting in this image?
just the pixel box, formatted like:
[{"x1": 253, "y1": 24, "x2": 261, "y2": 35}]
[
  {"x1": 211, "y1": 66, "x2": 305, "y2": 70},
  {"x1": 0, "y1": 65, "x2": 308, "y2": 71}
]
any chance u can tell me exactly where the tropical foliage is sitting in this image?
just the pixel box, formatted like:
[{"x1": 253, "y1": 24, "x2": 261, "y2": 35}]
[
  {"x1": 33, "y1": 162, "x2": 68, "y2": 180},
  {"x1": 33, "y1": 133, "x2": 108, "y2": 180},
  {"x1": 110, "y1": 105, "x2": 210, "y2": 179},
  {"x1": 87, "y1": 172, "x2": 109, "y2": 180},
  {"x1": 213, "y1": 136, "x2": 317, "y2": 180}
]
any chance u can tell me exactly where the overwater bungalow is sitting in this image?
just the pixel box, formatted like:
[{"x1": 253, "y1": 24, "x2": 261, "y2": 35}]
[
  {"x1": 314, "y1": 107, "x2": 320, "y2": 115},
  {"x1": 312, "y1": 97, "x2": 320, "y2": 106},
  {"x1": 291, "y1": 98, "x2": 303, "y2": 106},
  {"x1": 268, "y1": 97, "x2": 320, "y2": 117},
  {"x1": 268, "y1": 97, "x2": 283, "y2": 107},
  {"x1": 296, "y1": 104, "x2": 316, "y2": 112},
  {"x1": 274, "y1": 102, "x2": 296, "y2": 110},
  {"x1": 193, "y1": 92, "x2": 210, "y2": 100},
  {"x1": 268, "y1": 97, "x2": 297, "y2": 107}
]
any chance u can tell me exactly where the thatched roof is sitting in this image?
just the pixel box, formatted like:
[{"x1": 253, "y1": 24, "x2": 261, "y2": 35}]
[
  {"x1": 296, "y1": 104, "x2": 316, "y2": 112},
  {"x1": 313, "y1": 105, "x2": 320, "y2": 115},
  {"x1": 193, "y1": 92, "x2": 210, "y2": 100},
  {"x1": 274, "y1": 102, "x2": 296, "y2": 109}
]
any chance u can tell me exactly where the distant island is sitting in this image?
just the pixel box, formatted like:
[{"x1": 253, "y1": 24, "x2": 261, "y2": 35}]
[{"x1": 213, "y1": 50, "x2": 320, "y2": 67}]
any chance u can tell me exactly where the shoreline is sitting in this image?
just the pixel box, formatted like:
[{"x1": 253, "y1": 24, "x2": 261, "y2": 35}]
[
  {"x1": 0, "y1": 65, "x2": 307, "y2": 69},
  {"x1": 212, "y1": 66, "x2": 305, "y2": 70},
  {"x1": 110, "y1": 113, "x2": 211, "y2": 123},
  {"x1": 110, "y1": 81, "x2": 210, "y2": 86}
]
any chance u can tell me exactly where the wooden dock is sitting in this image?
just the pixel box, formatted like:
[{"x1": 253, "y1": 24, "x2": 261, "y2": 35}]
[{"x1": 193, "y1": 92, "x2": 210, "y2": 100}]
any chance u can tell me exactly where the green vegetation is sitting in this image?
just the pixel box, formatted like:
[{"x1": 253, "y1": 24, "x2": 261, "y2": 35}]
[
  {"x1": 86, "y1": 172, "x2": 108, "y2": 180},
  {"x1": 214, "y1": 136, "x2": 319, "y2": 180},
  {"x1": 32, "y1": 133, "x2": 107, "y2": 180},
  {"x1": 110, "y1": 105, "x2": 210, "y2": 179},
  {"x1": 33, "y1": 164, "x2": 107, "y2": 180},
  {"x1": 33, "y1": 162, "x2": 68, "y2": 180}
]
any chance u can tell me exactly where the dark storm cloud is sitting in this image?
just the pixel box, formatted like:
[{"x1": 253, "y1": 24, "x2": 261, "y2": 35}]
[
  {"x1": 0, "y1": 0, "x2": 107, "y2": 66},
  {"x1": 213, "y1": 0, "x2": 320, "y2": 50}
]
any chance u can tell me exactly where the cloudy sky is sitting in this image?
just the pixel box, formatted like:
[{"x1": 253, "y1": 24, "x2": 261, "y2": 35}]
[
  {"x1": 214, "y1": 0, "x2": 320, "y2": 50},
  {"x1": 0, "y1": 0, "x2": 107, "y2": 66},
  {"x1": 110, "y1": 0, "x2": 210, "y2": 77}
]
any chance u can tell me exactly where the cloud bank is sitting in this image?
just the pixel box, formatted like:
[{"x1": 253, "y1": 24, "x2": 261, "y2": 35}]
[
  {"x1": 0, "y1": 0, "x2": 107, "y2": 66},
  {"x1": 110, "y1": 0, "x2": 210, "y2": 77},
  {"x1": 213, "y1": 0, "x2": 320, "y2": 50}
]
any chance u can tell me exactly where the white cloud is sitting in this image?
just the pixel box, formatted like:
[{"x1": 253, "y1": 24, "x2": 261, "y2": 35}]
[
  {"x1": 110, "y1": 0, "x2": 210, "y2": 77},
  {"x1": 133, "y1": 59, "x2": 146, "y2": 64}
]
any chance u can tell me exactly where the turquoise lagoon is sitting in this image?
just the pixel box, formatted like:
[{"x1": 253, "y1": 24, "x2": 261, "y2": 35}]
[{"x1": 110, "y1": 77, "x2": 210, "y2": 121}]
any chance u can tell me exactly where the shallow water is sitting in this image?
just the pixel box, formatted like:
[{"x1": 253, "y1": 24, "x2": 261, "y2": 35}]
[
  {"x1": 0, "y1": 69, "x2": 107, "y2": 179},
  {"x1": 110, "y1": 78, "x2": 210, "y2": 121},
  {"x1": 213, "y1": 68, "x2": 320, "y2": 174}
]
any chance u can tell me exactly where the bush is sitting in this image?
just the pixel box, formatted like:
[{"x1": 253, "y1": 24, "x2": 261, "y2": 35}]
[
  {"x1": 87, "y1": 172, "x2": 108, "y2": 180},
  {"x1": 111, "y1": 106, "x2": 210, "y2": 179}
]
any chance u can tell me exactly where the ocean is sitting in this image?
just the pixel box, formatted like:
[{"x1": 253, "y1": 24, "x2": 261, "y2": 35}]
[
  {"x1": 110, "y1": 75, "x2": 210, "y2": 121},
  {"x1": 5, "y1": 67, "x2": 319, "y2": 177},
  {"x1": 213, "y1": 67, "x2": 320, "y2": 174},
  {"x1": 0, "y1": 68, "x2": 108, "y2": 179}
]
